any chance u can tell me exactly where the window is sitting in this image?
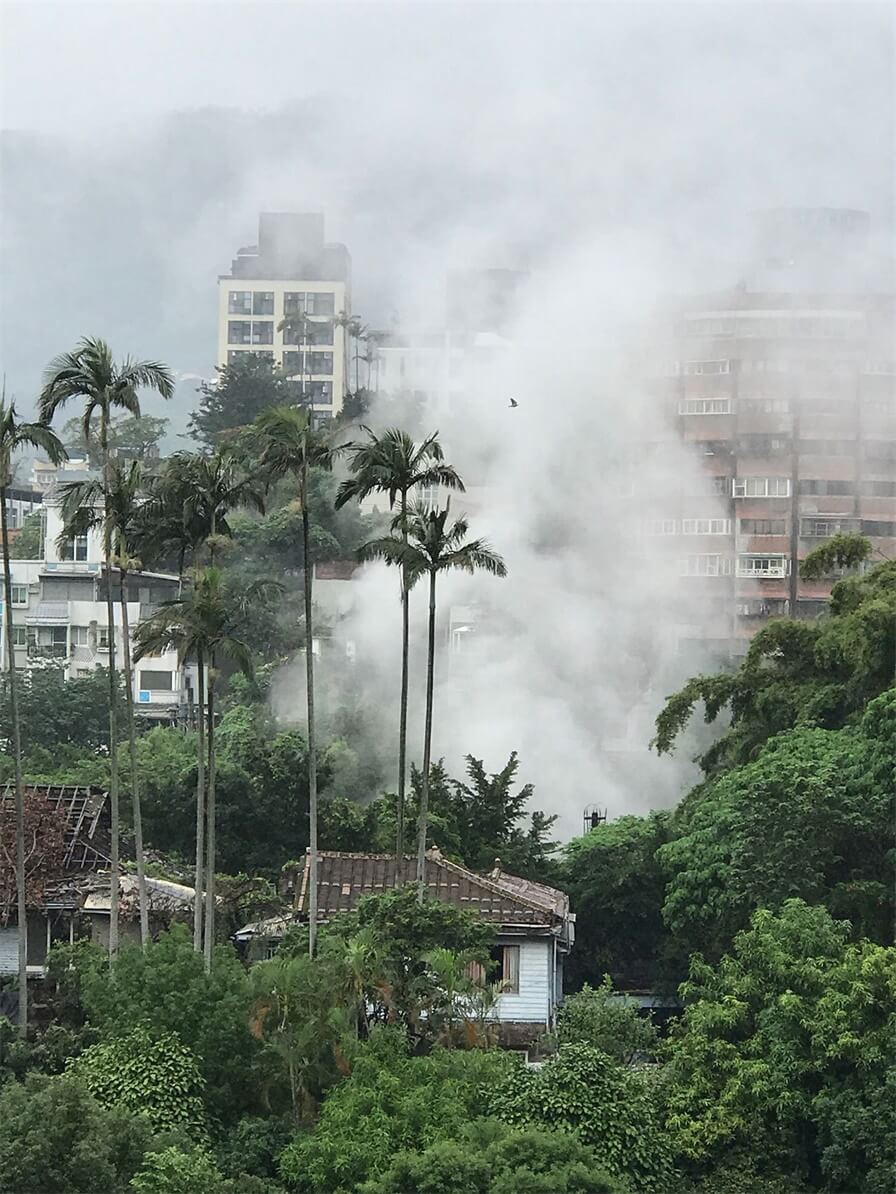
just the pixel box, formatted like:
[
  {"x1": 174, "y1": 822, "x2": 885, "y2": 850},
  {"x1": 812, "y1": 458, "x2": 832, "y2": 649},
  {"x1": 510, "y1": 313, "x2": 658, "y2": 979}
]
[
  {"x1": 227, "y1": 350, "x2": 247, "y2": 365},
  {"x1": 800, "y1": 440, "x2": 855, "y2": 455},
  {"x1": 227, "y1": 290, "x2": 252, "y2": 315},
  {"x1": 11, "y1": 626, "x2": 27, "y2": 648},
  {"x1": 10, "y1": 584, "x2": 28, "y2": 606},
  {"x1": 733, "y1": 477, "x2": 790, "y2": 498},
  {"x1": 251, "y1": 321, "x2": 274, "y2": 345},
  {"x1": 139, "y1": 670, "x2": 173, "y2": 692},
  {"x1": 739, "y1": 396, "x2": 791, "y2": 414},
  {"x1": 864, "y1": 361, "x2": 896, "y2": 375},
  {"x1": 861, "y1": 520, "x2": 896, "y2": 537},
  {"x1": 491, "y1": 944, "x2": 520, "y2": 994},
  {"x1": 227, "y1": 320, "x2": 252, "y2": 345},
  {"x1": 681, "y1": 518, "x2": 731, "y2": 535},
  {"x1": 737, "y1": 436, "x2": 790, "y2": 455},
  {"x1": 801, "y1": 518, "x2": 859, "y2": 538},
  {"x1": 98, "y1": 627, "x2": 110, "y2": 650},
  {"x1": 737, "y1": 555, "x2": 789, "y2": 578},
  {"x1": 308, "y1": 381, "x2": 332, "y2": 404},
  {"x1": 863, "y1": 441, "x2": 896, "y2": 463},
  {"x1": 861, "y1": 480, "x2": 896, "y2": 497},
  {"x1": 305, "y1": 291, "x2": 335, "y2": 316},
  {"x1": 283, "y1": 291, "x2": 306, "y2": 315},
  {"x1": 282, "y1": 351, "x2": 303, "y2": 373},
  {"x1": 60, "y1": 533, "x2": 88, "y2": 562},
  {"x1": 680, "y1": 554, "x2": 732, "y2": 577},
  {"x1": 308, "y1": 351, "x2": 333, "y2": 375},
  {"x1": 683, "y1": 360, "x2": 730, "y2": 376},
  {"x1": 739, "y1": 518, "x2": 786, "y2": 535},
  {"x1": 798, "y1": 479, "x2": 854, "y2": 496},
  {"x1": 645, "y1": 519, "x2": 677, "y2": 535},
  {"x1": 5, "y1": 503, "x2": 20, "y2": 530},
  {"x1": 307, "y1": 321, "x2": 334, "y2": 346},
  {"x1": 797, "y1": 599, "x2": 829, "y2": 620},
  {"x1": 678, "y1": 397, "x2": 731, "y2": 415},
  {"x1": 738, "y1": 598, "x2": 789, "y2": 617},
  {"x1": 70, "y1": 625, "x2": 90, "y2": 646},
  {"x1": 252, "y1": 291, "x2": 274, "y2": 315}
]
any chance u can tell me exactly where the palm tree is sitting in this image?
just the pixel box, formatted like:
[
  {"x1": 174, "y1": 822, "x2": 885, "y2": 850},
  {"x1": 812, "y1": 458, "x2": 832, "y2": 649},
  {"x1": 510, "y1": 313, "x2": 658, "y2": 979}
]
[
  {"x1": 252, "y1": 405, "x2": 347, "y2": 955},
  {"x1": 0, "y1": 399, "x2": 66, "y2": 1035},
  {"x1": 39, "y1": 338, "x2": 173, "y2": 958},
  {"x1": 133, "y1": 567, "x2": 279, "y2": 968},
  {"x1": 160, "y1": 447, "x2": 266, "y2": 567},
  {"x1": 335, "y1": 430, "x2": 464, "y2": 861},
  {"x1": 58, "y1": 461, "x2": 151, "y2": 945},
  {"x1": 334, "y1": 311, "x2": 366, "y2": 397},
  {"x1": 360, "y1": 502, "x2": 506, "y2": 895}
]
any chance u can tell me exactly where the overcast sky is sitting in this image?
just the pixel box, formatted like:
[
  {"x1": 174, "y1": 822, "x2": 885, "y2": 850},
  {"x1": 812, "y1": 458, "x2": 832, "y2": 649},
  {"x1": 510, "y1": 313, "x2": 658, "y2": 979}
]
[{"x1": 1, "y1": 1, "x2": 893, "y2": 418}]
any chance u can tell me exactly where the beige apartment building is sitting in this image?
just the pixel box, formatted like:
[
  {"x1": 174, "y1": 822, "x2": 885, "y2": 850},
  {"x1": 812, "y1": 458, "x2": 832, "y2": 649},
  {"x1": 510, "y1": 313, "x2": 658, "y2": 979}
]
[{"x1": 217, "y1": 212, "x2": 351, "y2": 420}]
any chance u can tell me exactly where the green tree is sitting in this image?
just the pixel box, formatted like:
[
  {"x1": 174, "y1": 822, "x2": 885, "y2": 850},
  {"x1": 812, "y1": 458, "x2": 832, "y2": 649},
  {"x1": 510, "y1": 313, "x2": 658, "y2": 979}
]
[
  {"x1": 0, "y1": 1072, "x2": 152, "y2": 1193},
  {"x1": 278, "y1": 1030, "x2": 513, "y2": 1194},
  {"x1": 134, "y1": 568, "x2": 276, "y2": 964},
  {"x1": 39, "y1": 336, "x2": 173, "y2": 956},
  {"x1": 336, "y1": 428, "x2": 465, "y2": 860},
  {"x1": 253, "y1": 405, "x2": 347, "y2": 955},
  {"x1": 489, "y1": 1042, "x2": 673, "y2": 1192},
  {"x1": 664, "y1": 900, "x2": 896, "y2": 1192},
  {"x1": 69, "y1": 1024, "x2": 207, "y2": 1136},
  {"x1": 190, "y1": 355, "x2": 291, "y2": 447},
  {"x1": 659, "y1": 693, "x2": 895, "y2": 961},
  {"x1": 550, "y1": 977, "x2": 658, "y2": 1064},
  {"x1": 561, "y1": 811, "x2": 673, "y2": 990},
  {"x1": 130, "y1": 1146, "x2": 225, "y2": 1194},
  {"x1": 73, "y1": 924, "x2": 261, "y2": 1128},
  {"x1": 653, "y1": 555, "x2": 896, "y2": 774},
  {"x1": 0, "y1": 398, "x2": 67, "y2": 1035},
  {"x1": 360, "y1": 1120, "x2": 626, "y2": 1194},
  {"x1": 800, "y1": 530, "x2": 874, "y2": 579},
  {"x1": 361, "y1": 502, "x2": 506, "y2": 893}
]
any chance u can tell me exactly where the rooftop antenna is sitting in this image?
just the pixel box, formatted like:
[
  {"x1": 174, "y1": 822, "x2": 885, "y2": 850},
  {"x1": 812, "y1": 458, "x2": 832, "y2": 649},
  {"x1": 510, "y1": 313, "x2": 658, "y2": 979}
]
[{"x1": 583, "y1": 804, "x2": 607, "y2": 835}]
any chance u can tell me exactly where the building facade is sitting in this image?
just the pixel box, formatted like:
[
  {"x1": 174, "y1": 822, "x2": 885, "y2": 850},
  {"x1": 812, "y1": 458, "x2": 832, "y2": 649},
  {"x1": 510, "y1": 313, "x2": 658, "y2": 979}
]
[
  {"x1": 2, "y1": 495, "x2": 198, "y2": 720},
  {"x1": 216, "y1": 212, "x2": 351, "y2": 421}
]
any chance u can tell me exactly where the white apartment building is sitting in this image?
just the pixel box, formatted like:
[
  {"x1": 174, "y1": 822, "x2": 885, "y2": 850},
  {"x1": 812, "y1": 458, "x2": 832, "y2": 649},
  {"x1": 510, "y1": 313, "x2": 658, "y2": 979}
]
[
  {"x1": 217, "y1": 212, "x2": 351, "y2": 421},
  {"x1": 2, "y1": 497, "x2": 198, "y2": 721}
]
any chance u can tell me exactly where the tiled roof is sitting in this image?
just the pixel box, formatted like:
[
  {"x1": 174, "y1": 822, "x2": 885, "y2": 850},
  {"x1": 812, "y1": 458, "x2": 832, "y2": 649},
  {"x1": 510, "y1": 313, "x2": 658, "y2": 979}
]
[
  {"x1": 297, "y1": 850, "x2": 565, "y2": 930},
  {"x1": 0, "y1": 783, "x2": 110, "y2": 872}
]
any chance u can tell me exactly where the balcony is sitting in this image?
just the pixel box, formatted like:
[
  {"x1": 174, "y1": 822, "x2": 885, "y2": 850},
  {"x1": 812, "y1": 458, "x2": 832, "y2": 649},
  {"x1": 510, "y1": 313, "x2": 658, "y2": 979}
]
[{"x1": 736, "y1": 557, "x2": 789, "y2": 579}]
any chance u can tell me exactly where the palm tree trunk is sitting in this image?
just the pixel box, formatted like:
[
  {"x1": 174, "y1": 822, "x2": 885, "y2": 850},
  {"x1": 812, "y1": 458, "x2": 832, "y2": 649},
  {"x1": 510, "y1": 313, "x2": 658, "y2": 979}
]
[
  {"x1": 118, "y1": 570, "x2": 148, "y2": 945},
  {"x1": 2, "y1": 487, "x2": 27, "y2": 1036},
  {"x1": 302, "y1": 458, "x2": 319, "y2": 956},
  {"x1": 416, "y1": 569, "x2": 437, "y2": 900},
  {"x1": 396, "y1": 492, "x2": 409, "y2": 871},
  {"x1": 203, "y1": 663, "x2": 216, "y2": 972},
  {"x1": 101, "y1": 414, "x2": 121, "y2": 958},
  {"x1": 193, "y1": 645, "x2": 206, "y2": 951}
]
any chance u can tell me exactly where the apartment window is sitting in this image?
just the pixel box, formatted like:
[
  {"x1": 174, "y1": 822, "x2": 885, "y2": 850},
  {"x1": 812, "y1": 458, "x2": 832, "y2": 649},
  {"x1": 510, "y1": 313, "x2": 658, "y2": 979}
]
[
  {"x1": 678, "y1": 398, "x2": 731, "y2": 415},
  {"x1": 861, "y1": 480, "x2": 896, "y2": 497},
  {"x1": 251, "y1": 321, "x2": 274, "y2": 345},
  {"x1": 645, "y1": 519, "x2": 677, "y2": 535},
  {"x1": 305, "y1": 291, "x2": 335, "y2": 316},
  {"x1": 227, "y1": 350, "x2": 247, "y2": 366},
  {"x1": 864, "y1": 361, "x2": 896, "y2": 375},
  {"x1": 801, "y1": 518, "x2": 859, "y2": 538},
  {"x1": 139, "y1": 669, "x2": 173, "y2": 692},
  {"x1": 738, "y1": 598, "x2": 789, "y2": 617},
  {"x1": 491, "y1": 944, "x2": 520, "y2": 994},
  {"x1": 798, "y1": 479, "x2": 854, "y2": 497},
  {"x1": 682, "y1": 518, "x2": 731, "y2": 535},
  {"x1": 282, "y1": 352, "x2": 303, "y2": 374},
  {"x1": 737, "y1": 555, "x2": 789, "y2": 578},
  {"x1": 98, "y1": 627, "x2": 110, "y2": 650},
  {"x1": 680, "y1": 554, "x2": 732, "y2": 577},
  {"x1": 308, "y1": 381, "x2": 332, "y2": 404},
  {"x1": 683, "y1": 360, "x2": 730, "y2": 376},
  {"x1": 10, "y1": 584, "x2": 28, "y2": 606},
  {"x1": 800, "y1": 440, "x2": 855, "y2": 455},
  {"x1": 862, "y1": 520, "x2": 896, "y2": 537},
  {"x1": 60, "y1": 533, "x2": 89, "y2": 562},
  {"x1": 11, "y1": 626, "x2": 27, "y2": 648},
  {"x1": 740, "y1": 396, "x2": 791, "y2": 414},
  {"x1": 739, "y1": 519, "x2": 786, "y2": 535},
  {"x1": 737, "y1": 435, "x2": 790, "y2": 456},
  {"x1": 742, "y1": 359, "x2": 791, "y2": 375},
  {"x1": 797, "y1": 599, "x2": 829, "y2": 620},
  {"x1": 863, "y1": 441, "x2": 896, "y2": 463},
  {"x1": 733, "y1": 477, "x2": 790, "y2": 498},
  {"x1": 307, "y1": 321, "x2": 334, "y2": 346},
  {"x1": 252, "y1": 291, "x2": 274, "y2": 316},
  {"x1": 308, "y1": 351, "x2": 334, "y2": 376},
  {"x1": 283, "y1": 292, "x2": 306, "y2": 315},
  {"x1": 227, "y1": 320, "x2": 252, "y2": 345},
  {"x1": 227, "y1": 290, "x2": 252, "y2": 315},
  {"x1": 683, "y1": 316, "x2": 736, "y2": 337},
  {"x1": 70, "y1": 625, "x2": 90, "y2": 646}
]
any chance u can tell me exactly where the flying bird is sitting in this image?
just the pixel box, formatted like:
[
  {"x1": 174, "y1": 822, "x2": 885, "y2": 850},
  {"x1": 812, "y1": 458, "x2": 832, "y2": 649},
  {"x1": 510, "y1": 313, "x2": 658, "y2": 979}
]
[{"x1": 509, "y1": 397, "x2": 518, "y2": 408}]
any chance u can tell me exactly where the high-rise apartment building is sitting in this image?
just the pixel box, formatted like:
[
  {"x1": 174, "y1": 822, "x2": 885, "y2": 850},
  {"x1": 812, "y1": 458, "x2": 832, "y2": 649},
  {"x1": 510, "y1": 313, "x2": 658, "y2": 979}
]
[
  {"x1": 651, "y1": 209, "x2": 895, "y2": 655},
  {"x1": 217, "y1": 212, "x2": 352, "y2": 420}
]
